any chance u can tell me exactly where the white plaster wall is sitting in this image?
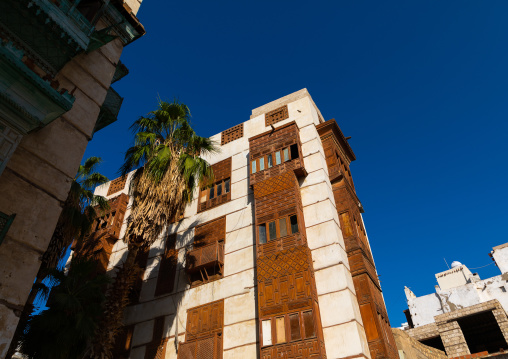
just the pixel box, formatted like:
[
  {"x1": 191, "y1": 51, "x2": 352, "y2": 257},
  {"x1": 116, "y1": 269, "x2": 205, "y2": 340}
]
[
  {"x1": 492, "y1": 244, "x2": 508, "y2": 274},
  {"x1": 408, "y1": 266, "x2": 508, "y2": 328}
]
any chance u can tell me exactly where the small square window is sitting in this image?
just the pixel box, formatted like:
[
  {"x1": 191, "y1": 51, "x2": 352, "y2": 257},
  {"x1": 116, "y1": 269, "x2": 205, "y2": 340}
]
[
  {"x1": 210, "y1": 186, "x2": 215, "y2": 199},
  {"x1": 216, "y1": 182, "x2": 222, "y2": 196},
  {"x1": 303, "y1": 311, "x2": 315, "y2": 338},
  {"x1": 289, "y1": 313, "x2": 301, "y2": 341},
  {"x1": 283, "y1": 148, "x2": 289, "y2": 162},
  {"x1": 251, "y1": 160, "x2": 257, "y2": 174},
  {"x1": 290, "y1": 144, "x2": 299, "y2": 159},
  {"x1": 268, "y1": 221, "x2": 277, "y2": 241},
  {"x1": 259, "y1": 157, "x2": 265, "y2": 171},
  {"x1": 290, "y1": 215, "x2": 298, "y2": 234},
  {"x1": 279, "y1": 218, "x2": 287, "y2": 237},
  {"x1": 262, "y1": 319, "x2": 272, "y2": 346},
  {"x1": 259, "y1": 224, "x2": 267, "y2": 244},
  {"x1": 224, "y1": 178, "x2": 230, "y2": 193},
  {"x1": 275, "y1": 151, "x2": 281, "y2": 165},
  {"x1": 267, "y1": 154, "x2": 273, "y2": 168},
  {"x1": 276, "y1": 317, "x2": 286, "y2": 343}
]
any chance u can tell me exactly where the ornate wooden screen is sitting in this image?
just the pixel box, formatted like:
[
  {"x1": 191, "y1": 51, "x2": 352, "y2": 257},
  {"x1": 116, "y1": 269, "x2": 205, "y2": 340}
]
[
  {"x1": 221, "y1": 123, "x2": 243, "y2": 145},
  {"x1": 265, "y1": 105, "x2": 289, "y2": 127},
  {"x1": 177, "y1": 300, "x2": 224, "y2": 359},
  {"x1": 249, "y1": 124, "x2": 327, "y2": 358},
  {"x1": 198, "y1": 158, "x2": 232, "y2": 213},
  {"x1": 316, "y1": 119, "x2": 399, "y2": 359},
  {"x1": 107, "y1": 175, "x2": 128, "y2": 195}
]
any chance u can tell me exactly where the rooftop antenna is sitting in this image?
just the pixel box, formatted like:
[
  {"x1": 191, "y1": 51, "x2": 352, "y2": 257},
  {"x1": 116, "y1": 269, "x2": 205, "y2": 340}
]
[{"x1": 444, "y1": 258, "x2": 450, "y2": 269}]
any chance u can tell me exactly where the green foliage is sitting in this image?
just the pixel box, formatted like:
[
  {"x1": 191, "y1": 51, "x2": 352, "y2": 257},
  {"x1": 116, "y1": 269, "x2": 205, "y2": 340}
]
[
  {"x1": 19, "y1": 261, "x2": 110, "y2": 359},
  {"x1": 120, "y1": 99, "x2": 218, "y2": 194}
]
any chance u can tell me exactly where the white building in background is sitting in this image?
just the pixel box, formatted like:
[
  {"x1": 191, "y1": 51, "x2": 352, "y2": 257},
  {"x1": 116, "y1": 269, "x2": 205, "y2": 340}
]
[{"x1": 403, "y1": 243, "x2": 508, "y2": 357}]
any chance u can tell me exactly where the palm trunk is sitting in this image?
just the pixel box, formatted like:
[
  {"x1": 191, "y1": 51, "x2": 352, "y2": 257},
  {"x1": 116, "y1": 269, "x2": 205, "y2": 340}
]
[{"x1": 89, "y1": 245, "x2": 140, "y2": 359}]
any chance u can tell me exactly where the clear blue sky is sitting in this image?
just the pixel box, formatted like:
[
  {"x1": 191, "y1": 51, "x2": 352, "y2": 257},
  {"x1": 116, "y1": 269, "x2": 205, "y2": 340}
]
[{"x1": 84, "y1": 1, "x2": 508, "y2": 326}]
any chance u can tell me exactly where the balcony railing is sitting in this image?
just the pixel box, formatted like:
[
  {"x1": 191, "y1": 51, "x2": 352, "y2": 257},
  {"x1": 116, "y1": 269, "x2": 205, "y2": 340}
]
[{"x1": 186, "y1": 242, "x2": 224, "y2": 273}]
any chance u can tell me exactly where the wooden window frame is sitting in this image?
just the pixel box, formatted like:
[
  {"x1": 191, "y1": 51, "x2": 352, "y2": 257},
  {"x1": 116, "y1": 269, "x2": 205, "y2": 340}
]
[
  {"x1": 200, "y1": 178, "x2": 231, "y2": 204},
  {"x1": 257, "y1": 213, "x2": 299, "y2": 245},
  {"x1": 260, "y1": 309, "x2": 317, "y2": 348},
  {"x1": 250, "y1": 143, "x2": 300, "y2": 175}
]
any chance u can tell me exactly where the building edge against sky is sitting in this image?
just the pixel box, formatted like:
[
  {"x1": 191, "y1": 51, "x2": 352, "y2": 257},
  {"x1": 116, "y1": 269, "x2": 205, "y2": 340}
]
[
  {"x1": 0, "y1": 0, "x2": 145, "y2": 356},
  {"x1": 77, "y1": 89, "x2": 399, "y2": 359}
]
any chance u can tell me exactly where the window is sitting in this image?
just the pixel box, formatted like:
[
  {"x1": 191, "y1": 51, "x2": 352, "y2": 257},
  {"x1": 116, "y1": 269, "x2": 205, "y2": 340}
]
[
  {"x1": 262, "y1": 320, "x2": 272, "y2": 346},
  {"x1": 251, "y1": 144, "x2": 300, "y2": 174},
  {"x1": 279, "y1": 218, "x2": 287, "y2": 237},
  {"x1": 258, "y1": 214, "x2": 299, "y2": 245},
  {"x1": 201, "y1": 179, "x2": 231, "y2": 204},
  {"x1": 276, "y1": 317, "x2": 286, "y2": 344},
  {"x1": 290, "y1": 144, "x2": 299, "y2": 159},
  {"x1": 259, "y1": 224, "x2": 267, "y2": 244},
  {"x1": 268, "y1": 221, "x2": 277, "y2": 241},
  {"x1": 303, "y1": 311, "x2": 315, "y2": 338},
  {"x1": 261, "y1": 310, "x2": 316, "y2": 348},
  {"x1": 289, "y1": 313, "x2": 301, "y2": 341},
  {"x1": 290, "y1": 215, "x2": 299, "y2": 234},
  {"x1": 275, "y1": 151, "x2": 281, "y2": 165}
]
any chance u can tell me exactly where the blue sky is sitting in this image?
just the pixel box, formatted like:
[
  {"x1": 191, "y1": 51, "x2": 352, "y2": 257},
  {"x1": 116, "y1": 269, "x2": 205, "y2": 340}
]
[{"x1": 84, "y1": 1, "x2": 508, "y2": 326}]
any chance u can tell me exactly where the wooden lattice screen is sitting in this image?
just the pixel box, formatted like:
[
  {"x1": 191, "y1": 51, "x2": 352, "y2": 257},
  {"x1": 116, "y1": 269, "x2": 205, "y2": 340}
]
[
  {"x1": 221, "y1": 123, "x2": 243, "y2": 145},
  {"x1": 265, "y1": 105, "x2": 289, "y2": 126},
  {"x1": 107, "y1": 175, "x2": 127, "y2": 195}
]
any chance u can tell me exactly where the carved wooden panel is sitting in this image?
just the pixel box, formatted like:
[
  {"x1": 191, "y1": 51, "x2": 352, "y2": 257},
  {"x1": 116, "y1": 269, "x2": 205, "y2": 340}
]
[
  {"x1": 186, "y1": 300, "x2": 224, "y2": 340},
  {"x1": 253, "y1": 170, "x2": 295, "y2": 199},
  {"x1": 221, "y1": 123, "x2": 243, "y2": 145},
  {"x1": 265, "y1": 105, "x2": 289, "y2": 126},
  {"x1": 261, "y1": 337, "x2": 325, "y2": 359},
  {"x1": 177, "y1": 334, "x2": 222, "y2": 359},
  {"x1": 107, "y1": 175, "x2": 127, "y2": 195},
  {"x1": 257, "y1": 245, "x2": 311, "y2": 281}
]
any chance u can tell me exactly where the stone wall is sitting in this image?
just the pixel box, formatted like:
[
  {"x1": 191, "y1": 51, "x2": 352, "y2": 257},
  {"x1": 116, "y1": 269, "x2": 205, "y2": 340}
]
[
  {"x1": 392, "y1": 328, "x2": 447, "y2": 359},
  {"x1": 0, "y1": 24, "x2": 126, "y2": 358}
]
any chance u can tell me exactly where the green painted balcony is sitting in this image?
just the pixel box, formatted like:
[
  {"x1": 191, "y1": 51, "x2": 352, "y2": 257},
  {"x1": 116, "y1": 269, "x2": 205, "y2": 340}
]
[
  {"x1": 0, "y1": 0, "x2": 144, "y2": 75},
  {"x1": 0, "y1": 41, "x2": 75, "y2": 134},
  {"x1": 93, "y1": 86, "x2": 123, "y2": 133}
]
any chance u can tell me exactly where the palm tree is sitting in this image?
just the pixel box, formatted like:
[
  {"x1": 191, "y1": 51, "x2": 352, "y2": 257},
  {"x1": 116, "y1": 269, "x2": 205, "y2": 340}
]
[
  {"x1": 6, "y1": 157, "x2": 109, "y2": 358},
  {"x1": 89, "y1": 100, "x2": 218, "y2": 359},
  {"x1": 18, "y1": 260, "x2": 110, "y2": 359}
]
